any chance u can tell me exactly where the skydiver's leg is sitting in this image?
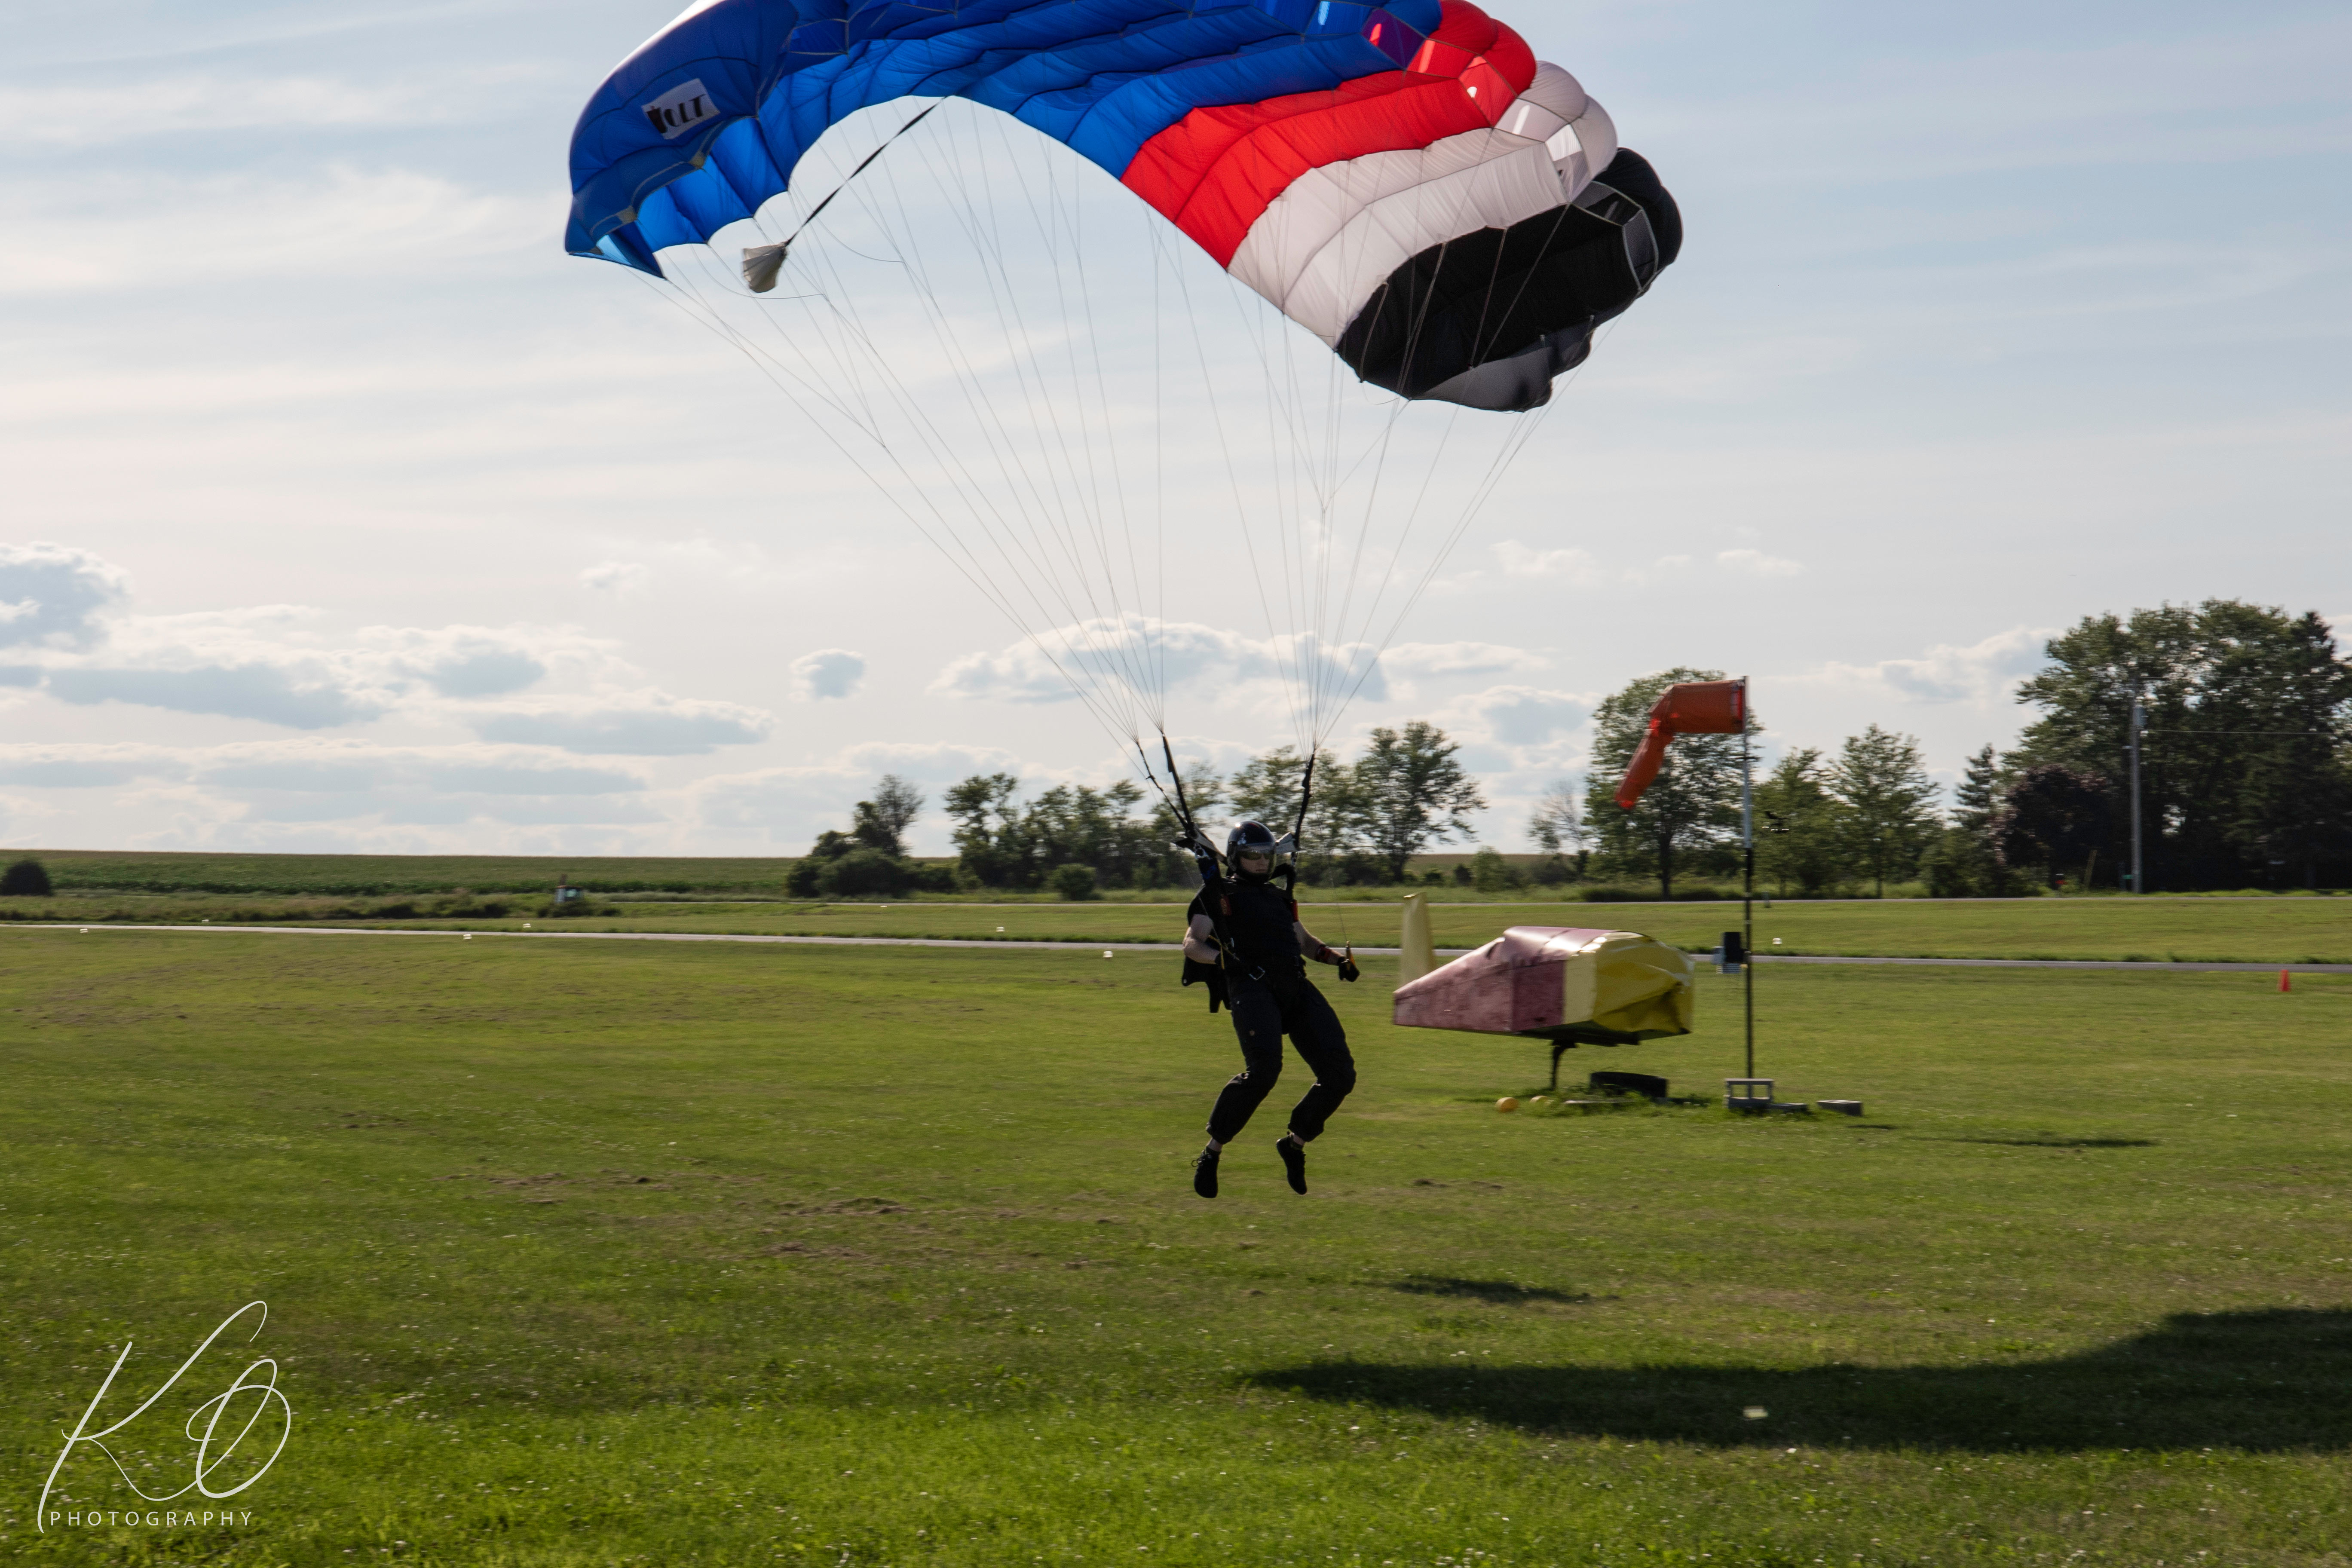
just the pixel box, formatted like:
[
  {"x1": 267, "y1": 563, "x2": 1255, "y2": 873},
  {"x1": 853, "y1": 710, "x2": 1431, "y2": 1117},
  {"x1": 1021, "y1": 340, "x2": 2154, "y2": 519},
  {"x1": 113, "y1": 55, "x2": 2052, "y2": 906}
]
[
  {"x1": 1279, "y1": 982, "x2": 1357, "y2": 1144},
  {"x1": 1206, "y1": 981, "x2": 1284, "y2": 1146}
]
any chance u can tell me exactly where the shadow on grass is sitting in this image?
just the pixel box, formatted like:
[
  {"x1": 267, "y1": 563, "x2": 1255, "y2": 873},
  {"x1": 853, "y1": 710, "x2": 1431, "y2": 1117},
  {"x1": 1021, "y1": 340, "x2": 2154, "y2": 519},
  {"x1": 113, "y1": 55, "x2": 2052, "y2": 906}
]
[
  {"x1": 1247, "y1": 1308, "x2": 2352, "y2": 1452},
  {"x1": 1947, "y1": 1136, "x2": 2157, "y2": 1149},
  {"x1": 1386, "y1": 1276, "x2": 1593, "y2": 1306}
]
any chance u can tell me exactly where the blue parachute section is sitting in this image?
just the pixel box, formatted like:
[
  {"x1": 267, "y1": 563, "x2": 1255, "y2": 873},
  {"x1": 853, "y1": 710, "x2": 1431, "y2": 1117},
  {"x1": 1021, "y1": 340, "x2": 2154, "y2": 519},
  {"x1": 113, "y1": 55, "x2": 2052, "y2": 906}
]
[{"x1": 567, "y1": 0, "x2": 1443, "y2": 276}]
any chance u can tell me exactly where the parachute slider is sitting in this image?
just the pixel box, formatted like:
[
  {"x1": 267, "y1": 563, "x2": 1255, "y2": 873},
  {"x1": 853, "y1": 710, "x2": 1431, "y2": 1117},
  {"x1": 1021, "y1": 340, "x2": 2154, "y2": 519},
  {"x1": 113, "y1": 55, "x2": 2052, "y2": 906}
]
[{"x1": 743, "y1": 242, "x2": 790, "y2": 293}]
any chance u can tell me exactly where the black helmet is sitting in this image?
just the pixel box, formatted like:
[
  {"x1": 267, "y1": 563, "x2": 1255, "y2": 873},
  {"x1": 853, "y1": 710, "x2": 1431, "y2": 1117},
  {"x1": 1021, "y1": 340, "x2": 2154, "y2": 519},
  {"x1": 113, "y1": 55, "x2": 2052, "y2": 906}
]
[{"x1": 1227, "y1": 820, "x2": 1280, "y2": 879}]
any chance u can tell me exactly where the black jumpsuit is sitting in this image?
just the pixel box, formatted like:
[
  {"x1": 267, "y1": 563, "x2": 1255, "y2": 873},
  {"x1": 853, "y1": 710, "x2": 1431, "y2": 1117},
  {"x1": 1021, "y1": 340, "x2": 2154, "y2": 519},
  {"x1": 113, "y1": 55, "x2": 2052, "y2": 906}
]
[{"x1": 1191, "y1": 880, "x2": 1357, "y2": 1145}]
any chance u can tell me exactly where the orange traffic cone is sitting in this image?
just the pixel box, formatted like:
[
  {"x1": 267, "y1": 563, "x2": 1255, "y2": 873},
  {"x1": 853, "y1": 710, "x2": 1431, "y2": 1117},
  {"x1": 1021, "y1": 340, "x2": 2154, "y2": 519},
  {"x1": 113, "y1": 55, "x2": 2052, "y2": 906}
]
[{"x1": 2278, "y1": 969, "x2": 2292, "y2": 993}]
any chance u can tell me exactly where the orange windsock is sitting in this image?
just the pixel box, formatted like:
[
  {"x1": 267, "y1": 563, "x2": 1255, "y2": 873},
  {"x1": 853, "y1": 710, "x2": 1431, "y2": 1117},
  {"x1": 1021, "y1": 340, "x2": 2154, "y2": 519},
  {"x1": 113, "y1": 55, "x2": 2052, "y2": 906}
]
[
  {"x1": 1615, "y1": 680, "x2": 1747, "y2": 809},
  {"x1": 1615, "y1": 720, "x2": 1673, "y2": 809}
]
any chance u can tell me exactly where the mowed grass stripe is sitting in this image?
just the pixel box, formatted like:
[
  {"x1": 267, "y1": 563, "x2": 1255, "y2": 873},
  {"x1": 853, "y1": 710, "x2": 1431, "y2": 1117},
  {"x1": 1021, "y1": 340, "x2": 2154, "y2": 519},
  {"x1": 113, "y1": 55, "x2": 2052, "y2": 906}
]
[
  {"x1": 6, "y1": 932, "x2": 2351, "y2": 1565},
  {"x1": 16, "y1": 890, "x2": 2350, "y2": 965}
]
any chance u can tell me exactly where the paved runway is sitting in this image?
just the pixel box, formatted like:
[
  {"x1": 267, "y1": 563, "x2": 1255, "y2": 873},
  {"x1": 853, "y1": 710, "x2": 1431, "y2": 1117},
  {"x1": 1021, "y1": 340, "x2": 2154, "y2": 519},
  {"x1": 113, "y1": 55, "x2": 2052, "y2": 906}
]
[{"x1": 20, "y1": 923, "x2": 2352, "y2": 973}]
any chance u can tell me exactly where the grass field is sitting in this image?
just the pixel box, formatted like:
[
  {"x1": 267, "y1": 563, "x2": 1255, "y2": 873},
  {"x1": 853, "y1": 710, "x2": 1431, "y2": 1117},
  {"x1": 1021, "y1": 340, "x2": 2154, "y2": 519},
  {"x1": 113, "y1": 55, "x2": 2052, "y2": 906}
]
[
  {"x1": 6, "y1": 928, "x2": 2352, "y2": 1566},
  {"x1": 492, "y1": 894, "x2": 2348, "y2": 963},
  {"x1": 20, "y1": 892, "x2": 2345, "y2": 964}
]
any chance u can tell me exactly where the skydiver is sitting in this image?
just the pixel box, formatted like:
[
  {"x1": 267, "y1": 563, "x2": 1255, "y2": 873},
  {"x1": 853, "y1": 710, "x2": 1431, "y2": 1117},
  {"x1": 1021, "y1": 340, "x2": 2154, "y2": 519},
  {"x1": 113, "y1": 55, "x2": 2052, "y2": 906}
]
[{"x1": 1184, "y1": 820, "x2": 1360, "y2": 1200}]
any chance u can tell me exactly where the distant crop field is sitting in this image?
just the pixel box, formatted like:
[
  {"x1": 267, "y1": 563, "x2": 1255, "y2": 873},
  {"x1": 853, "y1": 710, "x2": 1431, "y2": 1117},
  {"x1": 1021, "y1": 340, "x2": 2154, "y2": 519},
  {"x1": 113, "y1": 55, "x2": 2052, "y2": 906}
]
[
  {"x1": 6, "y1": 930, "x2": 2351, "y2": 1565},
  {"x1": 0, "y1": 848, "x2": 799, "y2": 896}
]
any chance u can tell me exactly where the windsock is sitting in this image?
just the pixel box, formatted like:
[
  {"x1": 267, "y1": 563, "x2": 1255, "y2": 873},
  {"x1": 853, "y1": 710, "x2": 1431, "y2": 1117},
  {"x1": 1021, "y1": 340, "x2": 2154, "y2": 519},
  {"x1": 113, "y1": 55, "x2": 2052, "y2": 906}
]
[{"x1": 1614, "y1": 678, "x2": 1745, "y2": 809}]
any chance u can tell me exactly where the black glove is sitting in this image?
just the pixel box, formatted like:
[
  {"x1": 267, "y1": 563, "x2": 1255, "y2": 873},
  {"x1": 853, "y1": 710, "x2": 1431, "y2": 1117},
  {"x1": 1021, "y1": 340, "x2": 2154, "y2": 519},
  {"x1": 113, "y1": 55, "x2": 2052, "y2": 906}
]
[{"x1": 1336, "y1": 952, "x2": 1360, "y2": 983}]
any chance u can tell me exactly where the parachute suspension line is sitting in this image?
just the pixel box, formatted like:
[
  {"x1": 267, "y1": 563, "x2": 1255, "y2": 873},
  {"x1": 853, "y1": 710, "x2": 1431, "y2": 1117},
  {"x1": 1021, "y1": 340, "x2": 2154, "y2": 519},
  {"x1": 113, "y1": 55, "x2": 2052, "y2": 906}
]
[
  {"x1": 864, "y1": 121, "x2": 1125, "y2": 710},
  {"x1": 1150, "y1": 188, "x2": 1168, "y2": 726},
  {"x1": 1301, "y1": 142, "x2": 1525, "y2": 726},
  {"x1": 1331, "y1": 400, "x2": 1556, "y2": 722},
  {"x1": 1291, "y1": 750, "x2": 1316, "y2": 854},
  {"x1": 941, "y1": 111, "x2": 1163, "y2": 738},
  {"x1": 1023, "y1": 125, "x2": 1159, "y2": 737},
  {"x1": 642, "y1": 103, "x2": 1571, "y2": 800},
  {"x1": 1154, "y1": 217, "x2": 1313, "y2": 759},
  {"x1": 717, "y1": 215, "x2": 1129, "y2": 726},
  {"x1": 827, "y1": 107, "x2": 1161, "y2": 745},
  {"x1": 630, "y1": 267, "x2": 1142, "y2": 750},
  {"x1": 780, "y1": 103, "x2": 942, "y2": 248},
  {"x1": 654, "y1": 135, "x2": 1162, "y2": 761}
]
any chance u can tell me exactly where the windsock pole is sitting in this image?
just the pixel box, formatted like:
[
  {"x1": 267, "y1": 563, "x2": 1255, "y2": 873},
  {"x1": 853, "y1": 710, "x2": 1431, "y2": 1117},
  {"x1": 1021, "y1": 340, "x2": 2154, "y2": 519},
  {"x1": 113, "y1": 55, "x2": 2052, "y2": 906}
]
[
  {"x1": 1613, "y1": 676, "x2": 1755, "y2": 1078},
  {"x1": 1741, "y1": 688, "x2": 1755, "y2": 1081}
]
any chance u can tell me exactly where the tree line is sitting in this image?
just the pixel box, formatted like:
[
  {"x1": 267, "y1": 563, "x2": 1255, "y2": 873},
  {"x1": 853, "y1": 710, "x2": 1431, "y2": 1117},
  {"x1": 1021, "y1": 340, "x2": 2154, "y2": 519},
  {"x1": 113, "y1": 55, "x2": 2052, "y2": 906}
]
[
  {"x1": 787, "y1": 598, "x2": 2352, "y2": 898},
  {"x1": 787, "y1": 722, "x2": 1485, "y2": 898}
]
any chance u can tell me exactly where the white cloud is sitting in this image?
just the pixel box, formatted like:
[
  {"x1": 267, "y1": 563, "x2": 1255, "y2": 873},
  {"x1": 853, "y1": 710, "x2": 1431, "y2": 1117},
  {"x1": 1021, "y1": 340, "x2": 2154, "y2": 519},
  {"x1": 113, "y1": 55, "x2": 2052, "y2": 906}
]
[
  {"x1": 355, "y1": 624, "x2": 577, "y2": 698},
  {"x1": 1716, "y1": 548, "x2": 1803, "y2": 578},
  {"x1": 1443, "y1": 686, "x2": 1598, "y2": 748},
  {"x1": 465, "y1": 695, "x2": 773, "y2": 756},
  {"x1": 0, "y1": 740, "x2": 652, "y2": 830},
  {"x1": 1380, "y1": 641, "x2": 1550, "y2": 680},
  {"x1": 691, "y1": 746, "x2": 1012, "y2": 849},
  {"x1": 0, "y1": 562, "x2": 756, "y2": 747},
  {"x1": 833, "y1": 741, "x2": 1028, "y2": 784},
  {"x1": 0, "y1": 67, "x2": 549, "y2": 147},
  {"x1": 1493, "y1": 541, "x2": 1603, "y2": 581},
  {"x1": 0, "y1": 167, "x2": 544, "y2": 295},
  {"x1": 0, "y1": 743, "x2": 182, "y2": 789},
  {"x1": 21, "y1": 606, "x2": 626, "y2": 729},
  {"x1": 579, "y1": 561, "x2": 648, "y2": 596},
  {"x1": 1810, "y1": 627, "x2": 2053, "y2": 704},
  {"x1": 0, "y1": 740, "x2": 643, "y2": 793},
  {"x1": 789, "y1": 648, "x2": 866, "y2": 701},
  {"x1": 1676, "y1": 15, "x2": 2352, "y2": 187},
  {"x1": 932, "y1": 617, "x2": 1386, "y2": 710},
  {"x1": 0, "y1": 542, "x2": 129, "y2": 647},
  {"x1": 46, "y1": 664, "x2": 388, "y2": 729}
]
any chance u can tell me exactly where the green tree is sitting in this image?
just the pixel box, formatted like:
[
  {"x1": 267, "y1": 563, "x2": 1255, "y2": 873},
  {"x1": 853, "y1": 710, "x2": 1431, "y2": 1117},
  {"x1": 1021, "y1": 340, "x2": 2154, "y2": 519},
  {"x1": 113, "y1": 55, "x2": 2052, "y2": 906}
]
[
  {"x1": 1023, "y1": 781, "x2": 1162, "y2": 888},
  {"x1": 1917, "y1": 742, "x2": 2025, "y2": 898},
  {"x1": 1354, "y1": 721, "x2": 1486, "y2": 882},
  {"x1": 1953, "y1": 744, "x2": 2004, "y2": 835},
  {"x1": 1468, "y1": 845, "x2": 1521, "y2": 893},
  {"x1": 1225, "y1": 745, "x2": 1369, "y2": 878},
  {"x1": 850, "y1": 774, "x2": 924, "y2": 855},
  {"x1": 1996, "y1": 766, "x2": 2114, "y2": 889},
  {"x1": 0, "y1": 858, "x2": 53, "y2": 897},
  {"x1": 943, "y1": 772, "x2": 1031, "y2": 888},
  {"x1": 1527, "y1": 778, "x2": 1586, "y2": 884},
  {"x1": 2012, "y1": 600, "x2": 2352, "y2": 888},
  {"x1": 2226, "y1": 612, "x2": 2352, "y2": 887},
  {"x1": 1828, "y1": 724, "x2": 1940, "y2": 896},
  {"x1": 1145, "y1": 761, "x2": 1224, "y2": 888},
  {"x1": 1754, "y1": 748, "x2": 1844, "y2": 897},
  {"x1": 944, "y1": 774, "x2": 1177, "y2": 889},
  {"x1": 1584, "y1": 668, "x2": 1754, "y2": 897}
]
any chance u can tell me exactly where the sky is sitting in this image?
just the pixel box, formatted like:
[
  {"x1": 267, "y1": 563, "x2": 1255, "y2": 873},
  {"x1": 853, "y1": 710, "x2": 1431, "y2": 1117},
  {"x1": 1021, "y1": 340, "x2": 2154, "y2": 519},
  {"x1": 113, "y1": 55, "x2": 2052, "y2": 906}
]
[{"x1": 0, "y1": 0, "x2": 2345, "y2": 857}]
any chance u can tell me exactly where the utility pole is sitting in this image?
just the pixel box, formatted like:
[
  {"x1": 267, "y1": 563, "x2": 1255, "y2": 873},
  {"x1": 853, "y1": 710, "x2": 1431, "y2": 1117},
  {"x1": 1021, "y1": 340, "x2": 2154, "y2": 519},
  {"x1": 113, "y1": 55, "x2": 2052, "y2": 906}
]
[{"x1": 2128, "y1": 692, "x2": 2144, "y2": 894}]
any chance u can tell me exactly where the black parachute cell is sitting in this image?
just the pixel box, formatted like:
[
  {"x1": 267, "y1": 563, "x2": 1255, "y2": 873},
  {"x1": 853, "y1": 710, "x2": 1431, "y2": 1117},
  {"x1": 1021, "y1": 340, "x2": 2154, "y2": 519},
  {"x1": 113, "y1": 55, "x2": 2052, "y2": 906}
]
[{"x1": 1332, "y1": 148, "x2": 1682, "y2": 410}]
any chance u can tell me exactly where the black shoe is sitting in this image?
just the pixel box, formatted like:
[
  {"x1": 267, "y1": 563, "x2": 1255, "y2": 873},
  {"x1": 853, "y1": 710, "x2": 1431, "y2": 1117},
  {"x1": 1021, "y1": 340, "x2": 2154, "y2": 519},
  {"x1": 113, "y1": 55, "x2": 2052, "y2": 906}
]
[
  {"x1": 1192, "y1": 1144, "x2": 1220, "y2": 1200},
  {"x1": 1276, "y1": 1134, "x2": 1307, "y2": 1195}
]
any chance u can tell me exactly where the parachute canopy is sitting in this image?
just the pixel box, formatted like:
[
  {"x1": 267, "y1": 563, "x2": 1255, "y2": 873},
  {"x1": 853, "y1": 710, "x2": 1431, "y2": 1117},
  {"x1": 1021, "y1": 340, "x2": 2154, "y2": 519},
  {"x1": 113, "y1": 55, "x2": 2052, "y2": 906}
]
[{"x1": 567, "y1": 0, "x2": 1681, "y2": 410}]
